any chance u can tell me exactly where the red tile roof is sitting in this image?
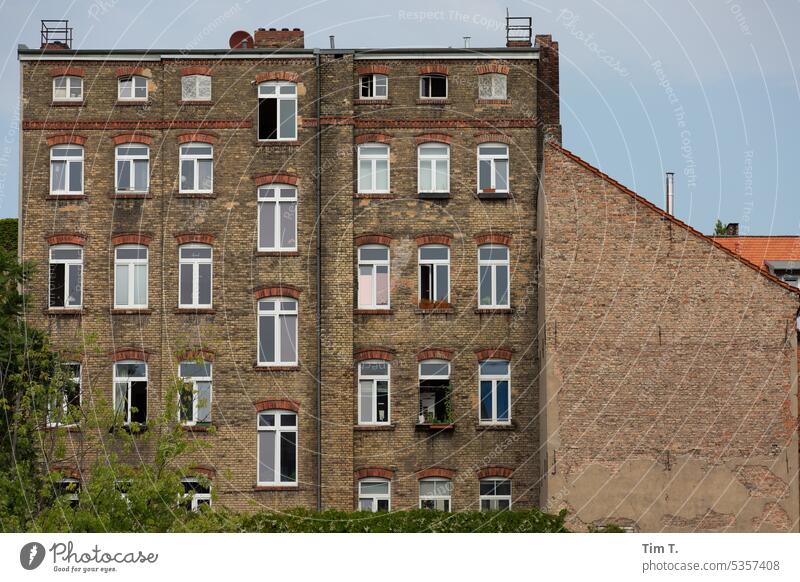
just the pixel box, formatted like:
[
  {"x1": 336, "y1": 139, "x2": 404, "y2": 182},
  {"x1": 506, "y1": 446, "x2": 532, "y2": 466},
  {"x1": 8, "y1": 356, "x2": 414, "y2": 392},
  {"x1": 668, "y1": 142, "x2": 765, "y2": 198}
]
[{"x1": 711, "y1": 236, "x2": 800, "y2": 269}]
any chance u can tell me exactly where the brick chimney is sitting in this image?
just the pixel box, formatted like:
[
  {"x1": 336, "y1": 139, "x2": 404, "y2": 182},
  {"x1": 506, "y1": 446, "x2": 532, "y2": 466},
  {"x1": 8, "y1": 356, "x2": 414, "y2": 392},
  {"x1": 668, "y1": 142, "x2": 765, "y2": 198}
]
[
  {"x1": 254, "y1": 28, "x2": 304, "y2": 49},
  {"x1": 725, "y1": 222, "x2": 739, "y2": 236},
  {"x1": 535, "y1": 34, "x2": 561, "y2": 144}
]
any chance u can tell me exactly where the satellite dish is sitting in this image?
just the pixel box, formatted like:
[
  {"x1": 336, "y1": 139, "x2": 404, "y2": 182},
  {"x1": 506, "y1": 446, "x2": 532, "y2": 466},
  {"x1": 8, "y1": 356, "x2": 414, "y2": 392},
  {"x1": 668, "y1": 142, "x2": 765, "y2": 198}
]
[{"x1": 229, "y1": 30, "x2": 254, "y2": 49}]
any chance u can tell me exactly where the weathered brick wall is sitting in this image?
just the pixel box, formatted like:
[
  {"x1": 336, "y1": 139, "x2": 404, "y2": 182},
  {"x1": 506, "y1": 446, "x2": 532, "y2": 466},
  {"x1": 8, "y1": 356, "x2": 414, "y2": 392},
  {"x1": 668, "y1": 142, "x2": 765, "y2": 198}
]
[{"x1": 539, "y1": 142, "x2": 800, "y2": 531}]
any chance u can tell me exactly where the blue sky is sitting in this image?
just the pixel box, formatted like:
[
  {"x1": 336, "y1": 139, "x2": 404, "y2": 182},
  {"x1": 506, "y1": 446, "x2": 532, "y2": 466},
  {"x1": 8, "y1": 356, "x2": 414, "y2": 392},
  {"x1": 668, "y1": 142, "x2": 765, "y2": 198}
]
[{"x1": 0, "y1": 0, "x2": 798, "y2": 235}]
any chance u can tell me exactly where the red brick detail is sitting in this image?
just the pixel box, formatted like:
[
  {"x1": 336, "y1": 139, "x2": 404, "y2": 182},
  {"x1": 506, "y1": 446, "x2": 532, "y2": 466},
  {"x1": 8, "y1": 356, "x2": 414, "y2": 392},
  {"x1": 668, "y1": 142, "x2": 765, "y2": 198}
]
[
  {"x1": 355, "y1": 133, "x2": 392, "y2": 145},
  {"x1": 110, "y1": 348, "x2": 150, "y2": 362},
  {"x1": 354, "y1": 467, "x2": 393, "y2": 480},
  {"x1": 476, "y1": 465, "x2": 514, "y2": 479},
  {"x1": 356, "y1": 64, "x2": 391, "y2": 76},
  {"x1": 176, "y1": 132, "x2": 218, "y2": 145},
  {"x1": 415, "y1": 133, "x2": 452, "y2": 145},
  {"x1": 189, "y1": 464, "x2": 216, "y2": 479},
  {"x1": 177, "y1": 348, "x2": 215, "y2": 363},
  {"x1": 474, "y1": 348, "x2": 513, "y2": 361},
  {"x1": 46, "y1": 134, "x2": 86, "y2": 147},
  {"x1": 355, "y1": 234, "x2": 391, "y2": 246},
  {"x1": 506, "y1": 40, "x2": 532, "y2": 47},
  {"x1": 416, "y1": 467, "x2": 456, "y2": 480},
  {"x1": 111, "y1": 133, "x2": 153, "y2": 145},
  {"x1": 50, "y1": 66, "x2": 85, "y2": 78},
  {"x1": 49, "y1": 464, "x2": 81, "y2": 480},
  {"x1": 417, "y1": 348, "x2": 453, "y2": 362},
  {"x1": 354, "y1": 348, "x2": 394, "y2": 362},
  {"x1": 46, "y1": 233, "x2": 87, "y2": 246},
  {"x1": 181, "y1": 66, "x2": 213, "y2": 76},
  {"x1": 476, "y1": 63, "x2": 509, "y2": 75},
  {"x1": 175, "y1": 233, "x2": 216, "y2": 245},
  {"x1": 475, "y1": 132, "x2": 512, "y2": 145},
  {"x1": 254, "y1": 398, "x2": 300, "y2": 413},
  {"x1": 255, "y1": 71, "x2": 300, "y2": 84},
  {"x1": 254, "y1": 173, "x2": 299, "y2": 187},
  {"x1": 27, "y1": 120, "x2": 251, "y2": 131},
  {"x1": 111, "y1": 233, "x2": 152, "y2": 246},
  {"x1": 254, "y1": 285, "x2": 302, "y2": 300},
  {"x1": 116, "y1": 66, "x2": 149, "y2": 78},
  {"x1": 415, "y1": 234, "x2": 451, "y2": 246},
  {"x1": 417, "y1": 64, "x2": 448, "y2": 76},
  {"x1": 475, "y1": 233, "x2": 512, "y2": 246}
]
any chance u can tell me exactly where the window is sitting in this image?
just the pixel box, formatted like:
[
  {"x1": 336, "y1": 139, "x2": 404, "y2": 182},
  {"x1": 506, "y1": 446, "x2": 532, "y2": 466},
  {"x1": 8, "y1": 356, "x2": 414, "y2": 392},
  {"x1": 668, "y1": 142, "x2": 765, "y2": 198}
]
[
  {"x1": 179, "y1": 244, "x2": 212, "y2": 308},
  {"x1": 477, "y1": 143, "x2": 509, "y2": 193},
  {"x1": 178, "y1": 361, "x2": 212, "y2": 425},
  {"x1": 480, "y1": 478, "x2": 511, "y2": 511},
  {"x1": 179, "y1": 143, "x2": 213, "y2": 193},
  {"x1": 53, "y1": 76, "x2": 83, "y2": 101},
  {"x1": 360, "y1": 74, "x2": 388, "y2": 99},
  {"x1": 478, "y1": 73, "x2": 507, "y2": 99},
  {"x1": 358, "y1": 360, "x2": 390, "y2": 425},
  {"x1": 358, "y1": 479, "x2": 390, "y2": 512},
  {"x1": 49, "y1": 245, "x2": 82, "y2": 308},
  {"x1": 118, "y1": 75, "x2": 147, "y2": 100},
  {"x1": 417, "y1": 143, "x2": 449, "y2": 194},
  {"x1": 420, "y1": 478, "x2": 452, "y2": 511},
  {"x1": 181, "y1": 478, "x2": 211, "y2": 511},
  {"x1": 357, "y1": 143, "x2": 390, "y2": 193},
  {"x1": 479, "y1": 360, "x2": 510, "y2": 424},
  {"x1": 48, "y1": 363, "x2": 81, "y2": 427},
  {"x1": 420, "y1": 74, "x2": 447, "y2": 98},
  {"x1": 257, "y1": 82, "x2": 297, "y2": 141},
  {"x1": 113, "y1": 361, "x2": 148, "y2": 425},
  {"x1": 181, "y1": 74, "x2": 211, "y2": 101},
  {"x1": 257, "y1": 185, "x2": 297, "y2": 251},
  {"x1": 257, "y1": 410, "x2": 297, "y2": 486},
  {"x1": 418, "y1": 245, "x2": 449, "y2": 304},
  {"x1": 257, "y1": 298, "x2": 298, "y2": 366},
  {"x1": 357, "y1": 245, "x2": 390, "y2": 309},
  {"x1": 478, "y1": 244, "x2": 510, "y2": 308},
  {"x1": 54, "y1": 478, "x2": 80, "y2": 508},
  {"x1": 50, "y1": 145, "x2": 83, "y2": 195},
  {"x1": 114, "y1": 245, "x2": 148, "y2": 308},
  {"x1": 115, "y1": 144, "x2": 149, "y2": 193},
  {"x1": 419, "y1": 359, "x2": 451, "y2": 424}
]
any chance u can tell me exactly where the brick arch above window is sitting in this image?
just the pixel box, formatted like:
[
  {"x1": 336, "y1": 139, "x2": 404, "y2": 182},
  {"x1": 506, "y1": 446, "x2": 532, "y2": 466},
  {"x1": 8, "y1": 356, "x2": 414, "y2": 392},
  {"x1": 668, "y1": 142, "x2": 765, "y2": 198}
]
[
  {"x1": 355, "y1": 233, "x2": 392, "y2": 246},
  {"x1": 255, "y1": 71, "x2": 300, "y2": 84},
  {"x1": 474, "y1": 233, "x2": 512, "y2": 246},
  {"x1": 175, "y1": 233, "x2": 216, "y2": 245},
  {"x1": 176, "y1": 132, "x2": 217, "y2": 145},
  {"x1": 417, "y1": 64, "x2": 448, "y2": 76},
  {"x1": 476, "y1": 465, "x2": 514, "y2": 479},
  {"x1": 474, "y1": 347, "x2": 513, "y2": 361},
  {"x1": 47, "y1": 134, "x2": 86, "y2": 147},
  {"x1": 417, "y1": 348, "x2": 453, "y2": 362},
  {"x1": 111, "y1": 133, "x2": 153, "y2": 146},
  {"x1": 254, "y1": 172, "x2": 299, "y2": 187},
  {"x1": 355, "y1": 348, "x2": 395, "y2": 362},
  {"x1": 415, "y1": 234, "x2": 451, "y2": 247},
  {"x1": 475, "y1": 63, "x2": 510, "y2": 75},
  {"x1": 111, "y1": 233, "x2": 152, "y2": 246},
  {"x1": 46, "y1": 233, "x2": 87, "y2": 246},
  {"x1": 254, "y1": 398, "x2": 300, "y2": 413},
  {"x1": 50, "y1": 66, "x2": 85, "y2": 77},
  {"x1": 355, "y1": 133, "x2": 392, "y2": 145},
  {"x1": 110, "y1": 348, "x2": 150, "y2": 362},
  {"x1": 415, "y1": 133, "x2": 452, "y2": 145},
  {"x1": 49, "y1": 464, "x2": 81, "y2": 480},
  {"x1": 116, "y1": 66, "x2": 150, "y2": 78},
  {"x1": 475, "y1": 132, "x2": 512, "y2": 145},
  {"x1": 253, "y1": 284, "x2": 302, "y2": 300},
  {"x1": 188, "y1": 464, "x2": 216, "y2": 479},
  {"x1": 356, "y1": 64, "x2": 391, "y2": 76},
  {"x1": 180, "y1": 65, "x2": 213, "y2": 76},
  {"x1": 354, "y1": 466, "x2": 393, "y2": 480},
  {"x1": 176, "y1": 348, "x2": 215, "y2": 363},
  {"x1": 416, "y1": 467, "x2": 456, "y2": 480}
]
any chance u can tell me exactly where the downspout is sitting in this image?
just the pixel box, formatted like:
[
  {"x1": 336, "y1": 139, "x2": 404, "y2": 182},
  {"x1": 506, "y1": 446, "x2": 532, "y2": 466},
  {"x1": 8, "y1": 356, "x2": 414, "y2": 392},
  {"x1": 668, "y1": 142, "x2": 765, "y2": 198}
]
[{"x1": 314, "y1": 49, "x2": 322, "y2": 512}]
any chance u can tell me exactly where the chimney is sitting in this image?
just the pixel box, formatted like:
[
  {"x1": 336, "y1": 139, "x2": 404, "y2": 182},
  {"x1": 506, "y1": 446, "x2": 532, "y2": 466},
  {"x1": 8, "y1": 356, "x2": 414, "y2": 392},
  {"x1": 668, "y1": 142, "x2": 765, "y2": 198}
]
[
  {"x1": 329, "y1": 35, "x2": 335, "y2": 49},
  {"x1": 535, "y1": 34, "x2": 561, "y2": 144},
  {"x1": 254, "y1": 27, "x2": 304, "y2": 49},
  {"x1": 725, "y1": 222, "x2": 739, "y2": 236},
  {"x1": 665, "y1": 172, "x2": 674, "y2": 215},
  {"x1": 463, "y1": 36, "x2": 471, "y2": 48}
]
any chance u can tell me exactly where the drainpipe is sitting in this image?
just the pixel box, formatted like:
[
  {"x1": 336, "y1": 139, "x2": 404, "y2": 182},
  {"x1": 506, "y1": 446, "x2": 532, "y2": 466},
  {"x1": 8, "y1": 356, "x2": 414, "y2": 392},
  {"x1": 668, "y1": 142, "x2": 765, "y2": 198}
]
[{"x1": 314, "y1": 49, "x2": 322, "y2": 512}]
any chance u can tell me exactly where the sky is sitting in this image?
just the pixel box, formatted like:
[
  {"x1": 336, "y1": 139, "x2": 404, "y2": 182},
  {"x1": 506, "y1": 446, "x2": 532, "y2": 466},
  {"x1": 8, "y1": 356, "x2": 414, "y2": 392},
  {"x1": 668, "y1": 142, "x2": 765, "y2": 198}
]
[{"x1": 0, "y1": 0, "x2": 798, "y2": 235}]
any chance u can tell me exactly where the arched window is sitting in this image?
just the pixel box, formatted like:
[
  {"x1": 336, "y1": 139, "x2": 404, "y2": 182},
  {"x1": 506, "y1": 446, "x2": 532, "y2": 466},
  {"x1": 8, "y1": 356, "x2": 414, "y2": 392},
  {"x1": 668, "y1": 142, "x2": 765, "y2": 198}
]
[
  {"x1": 257, "y1": 184, "x2": 297, "y2": 251},
  {"x1": 478, "y1": 359, "x2": 510, "y2": 424},
  {"x1": 420, "y1": 478, "x2": 452, "y2": 511},
  {"x1": 357, "y1": 245, "x2": 390, "y2": 309},
  {"x1": 477, "y1": 244, "x2": 509, "y2": 308},
  {"x1": 477, "y1": 143, "x2": 509, "y2": 194},
  {"x1": 357, "y1": 143, "x2": 390, "y2": 193},
  {"x1": 53, "y1": 75, "x2": 83, "y2": 102},
  {"x1": 181, "y1": 74, "x2": 212, "y2": 102},
  {"x1": 179, "y1": 244, "x2": 212, "y2": 308},
  {"x1": 478, "y1": 73, "x2": 507, "y2": 100},
  {"x1": 257, "y1": 298, "x2": 298, "y2": 366},
  {"x1": 49, "y1": 244, "x2": 82, "y2": 308},
  {"x1": 359, "y1": 73, "x2": 388, "y2": 99},
  {"x1": 257, "y1": 81, "x2": 297, "y2": 141},
  {"x1": 420, "y1": 74, "x2": 447, "y2": 98},
  {"x1": 113, "y1": 360, "x2": 148, "y2": 425},
  {"x1": 358, "y1": 478, "x2": 390, "y2": 512},
  {"x1": 178, "y1": 360, "x2": 212, "y2": 425},
  {"x1": 114, "y1": 244, "x2": 148, "y2": 309},
  {"x1": 257, "y1": 410, "x2": 298, "y2": 485},
  {"x1": 358, "y1": 360, "x2": 390, "y2": 425},
  {"x1": 417, "y1": 143, "x2": 449, "y2": 194},
  {"x1": 419, "y1": 359, "x2": 451, "y2": 425},
  {"x1": 115, "y1": 144, "x2": 149, "y2": 193},
  {"x1": 418, "y1": 244, "x2": 449, "y2": 304},
  {"x1": 179, "y1": 143, "x2": 213, "y2": 193},
  {"x1": 118, "y1": 75, "x2": 147, "y2": 101},
  {"x1": 50, "y1": 145, "x2": 83, "y2": 195}
]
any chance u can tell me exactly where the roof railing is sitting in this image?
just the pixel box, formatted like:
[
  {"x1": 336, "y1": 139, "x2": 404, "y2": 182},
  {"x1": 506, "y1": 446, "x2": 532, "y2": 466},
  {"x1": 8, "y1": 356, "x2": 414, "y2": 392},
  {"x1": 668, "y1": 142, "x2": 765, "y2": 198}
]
[{"x1": 41, "y1": 20, "x2": 72, "y2": 49}]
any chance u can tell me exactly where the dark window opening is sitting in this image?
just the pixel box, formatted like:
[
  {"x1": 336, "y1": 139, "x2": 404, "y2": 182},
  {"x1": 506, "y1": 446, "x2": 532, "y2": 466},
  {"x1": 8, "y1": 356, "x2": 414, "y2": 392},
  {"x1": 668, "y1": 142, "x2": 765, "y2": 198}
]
[
  {"x1": 50, "y1": 263, "x2": 65, "y2": 307},
  {"x1": 419, "y1": 379, "x2": 451, "y2": 423},
  {"x1": 421, "y1": 75, "x2": 447, "y2": 98},
  {"x1": 130, "y1": 381, "x2": 147, "y2": 424},
  {"x1": 258, "y1": 98, "x2": 277, "y2": 140}
]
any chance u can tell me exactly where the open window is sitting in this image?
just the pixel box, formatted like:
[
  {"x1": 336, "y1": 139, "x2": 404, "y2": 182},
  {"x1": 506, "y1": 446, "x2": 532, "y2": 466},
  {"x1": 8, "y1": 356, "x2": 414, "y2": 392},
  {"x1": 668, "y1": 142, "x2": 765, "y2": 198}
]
[
  {"x1": 113, "y1": 361, "x2": 148, "y2": 425},
  {"x1": 420, "y1": 74, "x2": 447, "y2": 98},
  {"x1": 418, "y1": 360, "x2": 452, "y2": 425},
  {"x1": 257, "y1": 82, "x2": 297, "y2": 141},
  {"x1": 418, "y1": 244, "x2": 449, "y2": 306},
  {"x1": 178, "y1": 361, "x2": 212, "y2": 425}
]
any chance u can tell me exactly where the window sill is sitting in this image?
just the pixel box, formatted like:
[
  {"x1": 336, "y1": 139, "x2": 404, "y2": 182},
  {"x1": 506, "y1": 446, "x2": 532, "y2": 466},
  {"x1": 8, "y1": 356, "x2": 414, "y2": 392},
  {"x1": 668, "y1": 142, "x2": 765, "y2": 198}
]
[
  {"x1": 110, "y1": 192, "x2": 153, "y2": 200},
  {"x1": 255, "y1": 250, "x2": 300, "y2": 257},
  {"x1": 50, "y1": 100, "x2": 85, "y2": 107},
  {"x1": 354, "y1": 309, "x2": 394, "y2": 315},
  {"x1": 177, "y1": 100, "x2": 215, "y2": 106},
  {"x1": 354, "y1": 99, "x2": 392, "y2": 106},
  {"x1": 175, "y1": 192, "x2": 216, "y2": 199},
  {"x1": 416, "y1": 98, "x2": 450, "y2": 105},
  {"x1": 353, "y1": 192, "x2": 394, "y2": 199},
  {"x1": 253, "y1": 485, "x2": 300, "y2": 491},
  {"x1": 174, "y1": 308, "x2": 215, "y2": 314},
  {"x1": 418, "y1": 192, "x2": 450, "y2": 200},
  {"x1": 416, "y1": 423, "x2": 455, "y2": 432},
  {"x1": 112, "y1": 308, "x2": 152, "y2": 315},
  {"x1": 46, "y1": 308, "x2": 83, "y2": 316},
  {"x1": 253, "y1": 364, "x2": 301, "y2": 371},
  {"x1": 46, "y1": 194, "x2": 86, "y2": 201},
  {"x1": 476, "y1": 421, "x2": 515, "y2": 431},
  {"x1": 45, "y1": 423, "x2": 81, "y2": 432},
  {"x1": 354, "y1": 424, "x2": 396, "y2": 431},
  {"x1": 111, "y1": 422, "x2": 148, "y2": 434},
  {"x1": 115, "y1": 100, "x2": 151, "y2": 107},
  {"x1": 476, "y1": 98, "x2": 512, "y2": 106},
  {"x1": 415, "y1": 307, "x2": 454, "y2": 315},
  {"x1": 474, "y1": 307, "x2": 514, "y2": 315},
  {"x1": 181, "y1": 423, "x2": 214, "y2": 432},
  {"x1": 254, "y1": 140, "x2": 302, "y2": 148},
  {"x1": 477, "y1": 191, "x2": 511, "y2": 200}
]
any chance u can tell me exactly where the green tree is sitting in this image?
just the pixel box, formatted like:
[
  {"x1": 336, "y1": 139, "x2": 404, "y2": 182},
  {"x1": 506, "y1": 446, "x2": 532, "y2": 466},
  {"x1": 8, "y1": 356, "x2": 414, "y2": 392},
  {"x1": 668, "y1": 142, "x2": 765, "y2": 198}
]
[{"x1": 713, "y1": 219, "x2": 727, "y2": 236}]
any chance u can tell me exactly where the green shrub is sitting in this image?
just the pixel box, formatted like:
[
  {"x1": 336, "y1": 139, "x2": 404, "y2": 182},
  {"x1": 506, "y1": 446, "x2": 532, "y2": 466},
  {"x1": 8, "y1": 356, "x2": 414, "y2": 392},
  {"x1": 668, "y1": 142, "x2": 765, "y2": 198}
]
[{"x1": 0, "y1": 219, "x2": 17, "y2": 254}]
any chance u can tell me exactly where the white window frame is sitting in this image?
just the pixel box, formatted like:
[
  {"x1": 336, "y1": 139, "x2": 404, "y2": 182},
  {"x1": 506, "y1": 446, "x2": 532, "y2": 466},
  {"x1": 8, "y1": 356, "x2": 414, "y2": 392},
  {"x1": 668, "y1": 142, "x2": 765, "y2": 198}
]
[
  {"x1": 419, "y1": 477, "x2": 452, "y2": 511},
  {"x1": 419, "y1": 74, "x2": 448, "y2": 98},
  {"x1": 417, "y1": 143, "x2": 450, "y2": 194},
  {"x1": 357, "y1": 245, "x2": 391, "y2": 309},
  {"x1": 47, "y1": 362, "x2": 81, "y2": 427},
  {"x1": 418, "y1": 359, "x2": 451, "y2": 424},
  {"x1": 48, "y1": 244, "x2": 83, "y2": 309},
  {"x1": 114, "y1": 144, "x2": 150, "y2": 193},
  {"x1": 478, "y1": 73, "x2": 508, "y2": 99},
  {"x1": 257, "y1": 81, "x2": 297, "y2": 141},
  {"x1": 52, "y1": 75, "x2": 83, "y2": 102},
  {"x1": 257, "y1": 184, "x2": 298, "y2": 251},
  {"x1": 358, "y1": 360, "x2": 391, "y2": 426},
  {"x1": 477, "y1": 244, "x2": 510, "y2": 308},
  {"x1": 181, "y1": 74, "x2": 212, "y2": 102},
  {"x1": 118, "y1": 75, "x2": 148, "y2": 101},
  {"x1": 418, "y1": 244, "x2": 450, "y2": 304},
  {"x1": 358, "y1": 478, "x2": 390, "y2": 512},
  {"x1": 478, "y1": 359, "x2": 511, "y2": 425},
  {"x1": 477, "y1": 143, "x2": 510, "y2": 193},
  {"x1": 181, "y1": 478, "x2": 212, "y2": 511},
  {"x1": 178, "y1": 244, "x2": 213, "y2": 308},
  {"x1": 359, "y1": 74, "x2": 388, "y2": 99},
  {"x1": 256, "y1": 410, "x2": 298, "y2": 486},
  {"x1": 479, "y1": 478, "x2": 512, "y2": 511},
  {"x1": 113, "y1": 360, "x2": 148, "y2": 425},
  {"x1": 50, "y1": 145, "x2": 83, "y2": 195},
  {"x1": 357, "y1": 143, "x2": 390, "y2": 194},
  {"x1": 179, "y1": 143, "x2": 214, "y2": 193},
  {"x1": 114, "y1": 244, "x2": 149, "y2": 309},
  {"x1": 178, "y1": 361, "x2": 212, "y2": 426},
  {"x1": 257, "y1": 298, "x2": 299, "y2": 366}
]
